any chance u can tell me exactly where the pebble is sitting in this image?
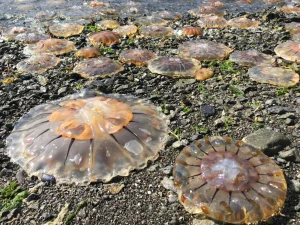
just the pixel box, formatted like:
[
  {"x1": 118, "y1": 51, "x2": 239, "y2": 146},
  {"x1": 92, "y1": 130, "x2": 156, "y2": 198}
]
[
  {"x1": 192, "y1": 218, "x2": 217, "y2": 225},
  {"x1": 57, "y1": 87, "x2": 68, "y2": 95},
  {"x1": 160, "y1": 165, "x2": 173, "y2": 175},
  {"x1": 291, "y1": 180, "x2": 300, "y2": 193},
  {"x1": 16, "y1": 170, "x2": 25, "y2": 184},
  {"x1": 161, "y1": 176, "x2": 176, "y2": 192},
  {"x1": 200, "y1": 105, "x2": 216, "y2": 117},
  {"x1": 172, "y1": 139, "x2": 188, "y2": 148}
]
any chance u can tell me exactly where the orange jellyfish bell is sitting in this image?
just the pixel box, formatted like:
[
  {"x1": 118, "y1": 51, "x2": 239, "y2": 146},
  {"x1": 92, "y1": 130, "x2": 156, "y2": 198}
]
[{"x1": 6, "y1": 90, "x2": 169, "y2": 183}]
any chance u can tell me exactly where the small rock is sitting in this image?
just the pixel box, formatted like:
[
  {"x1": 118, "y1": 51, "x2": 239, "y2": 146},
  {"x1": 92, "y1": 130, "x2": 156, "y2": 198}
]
[
  {"x1": 267, "y1": 106, "x2": 286, "y2": 115},
  {"x1": 285, "y1": 118, "x2": 294, "y2": 125},
  {"x1": 160, "y1": 165, "x2": 172, "y2": 175},
  {"x1": 27, "y1": 193, "x2": 40, "y2": 201},
  {"x1": 265, "y1": 99, "x2": 276, "y2": 105},
  {"x1": 278, "y1": 113, "x2": 295, "y2": 119},
  {"x1": 192, "y1": 218, "x2": 218, "y2": 225},
  {"x1": 161, "y1": 176, "x2": 176, "y2": 192},
  {"x1": 77, "y1": 208, "x2": 86, "y2": 218},
  {"x1": 16, "y1": 170, "x2": 25, "y2": 184},
  {"x1": 175, "y1": 79, "x2": 196, "y2": 87},
  {"x1": 172, "y1": 139, "x2": 188, "y2": 149},
  {"x1": 147, "y1": 164, "x2": 158, "y2": 172},
  {"x1": 167, "y1": 191, "x2": 178, "y2": 203},
  {"x1": 36, "y1": 75, "x2": 49, "y2": 86},
  {"x1": 291, "y1": 180, "x2": 300, "y2": 193},
  {"x1": 103, "y1": 183, "x2": 124, "y2": 194},
  {"x1": 242, "y1": 129, "x2": 291, "y2": 156},
  {"x1": 7, "y1": 208, "x2": 20, "y2": 220},
  {"x1": 200, "y1": 105, "x2": 216, "y2": 117},
  {"x1": 0, "y1": 168, "x2": 7, "y2": 177},
  {"x1": 41, "y1": 174, "x2": 56, "y2": 184},
  {"x1": 57, "y1": 87, "x2": 68, "y2": 95}
]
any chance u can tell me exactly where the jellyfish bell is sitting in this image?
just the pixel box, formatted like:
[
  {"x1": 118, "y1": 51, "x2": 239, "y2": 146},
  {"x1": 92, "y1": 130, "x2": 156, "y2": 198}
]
[
  {"x1": 139, "y1": 25, "x2": 173, "y2": 38},
  {"x1": 228, "y1": 17, "x2": 260, "y2": 29},
  {"x1": 75, "y1": 47, "x2": 101, "y2": 58},
  {"x1": 173, "y1": 136, "x2": 287, "y2": 224},
  {"x1": 135, "y1": 16, "x2": 167, "y2": 26},
  {"x1": 113, "y1": 25, "x2": 138, "y2": 37},
  {"x1": 197, "y1": 15, "x2": 228, "y2": 29},
  {"x1": 49, "y1": 22, "x2": 84, "y2": 38},
  {"x1": 229, "y1": 49, "x2": 274, "y2": 66},
  {"x1": 154, "y1": 11, "x2": 182, "y2": 22},
  {"x1": 182, "y1": 26, "x2": 202, "y2": 36},
  {"x1": 87, "y1": 31, "x2": 120, "y2": 46},
  {"x1": 96, "y1": 20, "x2": 120, "y2": 30},
  {"x1": 274, "y1": 40, "x2": 300, "y2": 62},
  {"x1": 6, "y1": 89, "x2": 169, "y2": 183},
  {"x1": 119, "y1": 49, "x2": 157, "y2": 66}
]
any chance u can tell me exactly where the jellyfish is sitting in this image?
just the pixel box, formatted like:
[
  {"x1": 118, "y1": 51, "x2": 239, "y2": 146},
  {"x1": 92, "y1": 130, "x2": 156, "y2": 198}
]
[
  {"x1": 194, "y1": 68, "x2": 214, "y2": 81},
  {"x1": 113, "y1": 25, "x2": 138, "y2": 37},
  {"x1": 87, "y1": 31, "x2": 120, "y2": 46},
  {"x1": 188, "y1": 6, "x2": 224, "y2": 18},
  {"x1": 178, "y1": 40, "x2": 232, "y2": 61},
  {"x1": 154, "y1": 11, "x2": 182, "y2": 22},
  {"x1": 15, "y1": 32, "x2": 50, "y2": 44},
  {"x1": 96, "y1": 20, "x2": 120, "y2": 30},
  {"x1": 23, "y1": 39, "x2": 76, "y2": 55},
  {"x1": 182, "y1": 26, "x2": 202, "y2": 37},
  {"x1": 285, "y1": 22, "x2": 300, "y2": 35},
  {"x1": 49, "y1": 23, "x2": 84, "y2": 38},
  {"x1": 228, "y1": 17, "x2": 260, "y2": 29},
  {"x1": 274, "y1": 41, "x2": 300, "y2": 62},
  {"x1": 148, "y1": 56, "x2": 201, "y2": 77},
  {"x1": 1, "y1": 26, "x2": 27, "y2": 40},
  {"x1": 173, "y1": 136, "x2": 287, "y2": 224},
  {"x1": 16, "y1": 54, "x2": 60, "y2": 73},
  {"x1": 229, "y1": 49, "x2": 274, "y2": 66},
  {"x1": 139, "y1": 25, "x2": 173, "y2": 38},
  {"x1": 119, "y1": 49, "x2": 157, "y2": 66},
  {"x1": 197, "y1": 15, "x2": 228, "y2": 29},
  {"x1": 135, "y1": 16, "x2": 167, "y2": 26},
  {"x1": 73, "y1": 58, "x2": 124, "y2": 79},
  {"x1": 277, "y1": 5, "x2": 300, "y2": 14},
  {"x1": 75, "y1": 47, "x2": 101, "y2": 58},
  {"x1": 6, "y1": 90, "x2": 169, "y2": 183},
  {"x1": 248, "y1": 65, "x2": 299, "y2": 87}
]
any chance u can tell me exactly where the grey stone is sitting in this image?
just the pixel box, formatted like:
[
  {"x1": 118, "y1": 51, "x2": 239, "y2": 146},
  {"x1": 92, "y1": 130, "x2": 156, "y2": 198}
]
[
  {"x1": 200, "y1": 105, "x2": 216, "y2": 117},
  {"x1": 172, "y1": 139, "x2": 188, "y2": 149},
  {"x1": 58, "y1": 87, "x2": 67, "y2": 95},
  {"x1": 175, "y1": 79, "x2": 196, "y2": 87},
  {"x1": 278, "y1": 113, "x2": 295, "y2": 119},
  {"x1": 242, "y1": 129, "x2": 291, "y2": 156},
  {"x1": 160, "y1": 165, "x2": 172, "y2": 175},
  {"x1": 267, "y1": 106, "x2": 287, "y2": 115},
  {"x1": 161, "y1": 176, "x2": 176, "y2": 192},
  {"x1": 147, "y1": 164, "x2": 158, "y2": 172},
  {"x1": 37, "y1": 75, "x2": 49, "y2": 86},
  {"x1": 291, "y1": 180, "x2": 300, "y2": 193},
  {"x1": 16, "y1": 170, "x2": 25, "y2": 184},
  {"x1": 192, "y1": 218, "x2": 217, "y2": 225},
  {"x1": 279, "y1": 149, "x2": 296, "y2": 161},
  {"x1": 265, "y1": 99, "x2": 276, "y2": 105}
]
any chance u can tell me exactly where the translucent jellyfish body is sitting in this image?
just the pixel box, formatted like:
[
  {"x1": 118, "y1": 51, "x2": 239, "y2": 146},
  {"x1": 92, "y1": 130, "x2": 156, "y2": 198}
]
[
  {"x1": 1, "y1": 26, "x2": 27, "y2": 40},
  {"x1": 228, "y1": 17, "x2": 260, "y2": 29},
  {"x1": 178, "y1": 40, "x2": 232, "y2": 61},
  {"x1": 24, "y1": 39, "x2": 76, "y2": 55},
  {"x1": 75, "y1": 47, "x2": 101, "y2": 58},
  {"x1": 15, "y1": 32, "x2": 50, "y2": 44},
  {"x1": 248, "y1": 66, "x2": 299, "y2": 87},
  {"x1": 113, "y1": 25, "x2": 138, "y2": 37},
  {"x1": 139, "y1": 25, "x2": 173, "y2": 38},
  {"x1": 148, "y1": 56, "x2": 201, "y2": 78},
  {"x1": 6, "y1": 90, "x2": 169, "y2": 183},
  {"x1": 274, "y1": 41, "x2": 300, "y2": 62},
  {"x1": 155, "y1": 11, "x2": 182, "y2": 22},
  {"x1": 119, "y1": 49, "x2": 157, "y2": 66},
  {"x1": 73, "y1": 58, "x2": 124, "y2": 79},
  {"x1": 229, "y1": 49, "x2": 273, "y2": 66},
  {"x1": 87, "y1": 31, "x2": 120, "y2": 46},
  {"x1": 135, "y1": 16, "x2": 167, "y2": 26},
  {"x1": 182, "y1": 26, "x2": 202, "y2": 36},
  {"x1": 285, "y1": 22, "x2": 300, "y2": 35},
  {"x1": 195, "y1": 68, "x2": 214, "y2": 81},
  {"x1": 16, "y1": 54, "x2": 60, "y2": 73},
  {"x1": 277, "y1": 5, "x2": 300, "y2": 14},
  {"x1": 96, "y1": 20, "x2": 120, "y2": 30},
  {"x1": 197, "y1": 15, "x2": 228, "y2": 29},
  {"x1": 49, "y1": 23, "x2": 84, "y2": 38},
  {"x1": 173, "y1": 136, "x2": 287, "y2": 224}
]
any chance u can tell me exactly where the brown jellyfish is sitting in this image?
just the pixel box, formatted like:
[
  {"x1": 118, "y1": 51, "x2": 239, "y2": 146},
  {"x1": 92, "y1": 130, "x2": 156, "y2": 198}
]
[
  {"x1": 16, "y1": 54, "x2": 60, "y2": 74},
  {"x1": 6, "y1": 89, "x2": 169, "y2": 184},
  {"x1": 178, "y1": 40, "x2": 233, "y2": 61},
  {"x1": 113, "y1": 25, "x2": 138, "y2": 37},
  {"x1": 173, "y1": 136, "x2": 287, "y2": 224},
  {"x1": 195, "y1": 68, "x2": 214, "y2": 81},
  {"x1": 285, "y1": 22, "x2": 300, "y2": 35},
  {"x1": 96, "y1": 20, "x2": 120, "y2": 29},
  {"x1": 119, "y1": 49, "x2": 157, "y2": 66},
  {"x1": 182, "y1": 26, "x2": 202, "y2": 37},
  {"x1": 73, "y1": 58, "x2": 124, "y2": 79},
  {"x1": 139, "y1": 25, "x2": 173, "y2": 38},
  {"x1": 148, "y1": 56, "x2": 201, "y2": 78},
  {"x1": 98, "y1": 7, "x2": 120, "y2": 19},
  {"x1": 135, "y1": 16, "x2": 167, "y2": 26},
  {"x1": 49, "y1": 23, "x2": 84, "y2": 38},
  {"x1": 197, "y1": 15, "x2": 228, "y2": 29},
  {"x1": 274, "y1": 41, "x2": 300, "y2": 62},
  {"x1": 228, "y1": 17, "x2": 260, "y2": 29},
  {"x1": 75, "y1": 47, "x2": 101, "y2": 58},
  {"x1": 1, "y1": 26, "x2": 27, "y2": 40},
  {"x1": 248, "y1": 65, "x2": 299, "y2": 87},
  {"x1": 15, "y1": 32, "x2": 50, "y2": 44},
  {"x1": 229, "y1": 49, "x2": 274, "y2": 66},
  {"x1": 23, "y1": 39, "x2": 76, "y2": 55},
  {"x1": 188, "y1": 6, "x2": 224, "y2": 18},
  {"x1": 277, "y1": 5, "x2": 300, "y2": 14},
  {"x1": 154, "y1": 11, "x2": 182, "y2": 22},
  {"x1": 87, "y1": 31, "x2": 120, "y2": 46}
]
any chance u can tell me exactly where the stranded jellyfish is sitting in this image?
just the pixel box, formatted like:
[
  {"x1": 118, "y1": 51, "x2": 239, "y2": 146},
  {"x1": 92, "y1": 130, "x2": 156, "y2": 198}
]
[
  {"x1": 24, "y1": 39, "x2": 76, "y2": 55},
  {"x1": 87, "y1": 31, "x2": 120, "y2": 46},
  {"x1": 113, "y1": 25, "x2": 138, "y2": 37},
  {"x1": 1, "y1": 26, "x2": 27, "y2": 40},
  {"x1": 182, "y1": 26, "x2": 202, "y2": 37},
  {"x1": 6, "y1": 90, "x2": 169, "y2": 183},
  {"x1": 154, "y1": 11, "x2": 182, "y2": 22},
  {"x1": 73, "y1": 58, "x2": 124, "y2": 79},
  {"x1": 197, "y1": 15, "x2": 228, "y2": 29},
  {"x1": 148, "y1": 56, "x2": 200, "y2": 78},
  {"x1": 277, "y1": 5, "x2": 300, "y2": 14},
  {"x1": 75, "y1": 47, "x2": 101, "y2": 58},
  {"x1": 16, "y1": 54, "x2": 60, "y2": 73},
  {"x1": 229, "y1": 49, "x2": 273, "y2": 67},
  {"x1": 173, "y1": 136, "x2": 287, "y2": 224},
  {"x1": 228, "y1": 17, "x2": 260, "y2": 29},
  {"x1": 178, "y1": 40, "x2": 232, "y2": 61},
  {"x1": 15, "y1": 32, "x2": 50, "y2": 44},
  {"x1": 135, "y1": 16, "x2": 167, "y2": 26},
  {"x1": 96, "y1": 20, "x2": 120, "y2": 29},
  {"x1": 119, "y1": 49, "x2": 157, "y2": 66},
  {"x1": 285, "y1": 22, "x2": 300, "y2": 35},
  {"x1": 49, "y1": 23, "x2": 84, "y2": 38},
  {"x1": 194, "y1": 68, "x2": 214, "y2": 81},
  {"x1": 139, "y1": 25, "x2": 173, "y2": 38},
  {"x1": 248, "y1": 65, "x2": 299, "y2": 87},
  {"x1": 274, "y1": 41, "x2": 300, "y2": 62}
]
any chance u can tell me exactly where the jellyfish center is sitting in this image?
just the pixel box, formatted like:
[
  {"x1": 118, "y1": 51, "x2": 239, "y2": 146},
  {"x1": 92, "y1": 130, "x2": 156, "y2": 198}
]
[
  {"x1": 201, "y1": 152, "x2": 258, "y2": 192},
  {"x1": 49, "y1": 97, "x2": 133, "y2": 140}
]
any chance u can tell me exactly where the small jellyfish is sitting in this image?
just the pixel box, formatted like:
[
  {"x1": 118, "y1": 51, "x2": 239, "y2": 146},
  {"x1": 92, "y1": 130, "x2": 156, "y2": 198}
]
[
  {"x1": 96, "y1": 20, "x2": 120, "y2": 29},
  {"x1": 49, "y1": 23, "x2": 84, "y2": 38},
  {"x1": 15, "y1": 32, "x2": 50, "y2": 44},
  {"x1": 154, "y1": 11, "x2": 182, "y2": 22},
  {"x1": 277, "y1": 5, "x2": 300, "y2": 14},
  {"x1": 229, "y1": 49, "x2": 274, "y2": 66},
  {"x1": 274, "y1": 41, "x2": 300, "y2": 62},
  {"x1": 285, "y1": 22, "x2": 300, "y2": 35},
  {"x1": 173, "y1": 136, "x2": 287, "y2": 224},
  {"x1": 16, "y1": 54, "x2": 60, "y2": 73},
  {"x1": 99, "y1": 7, "x2": 120, "y2": 19},
  {"x1": 89, "y1": 1, "x2": 105, "y2": 8},
  {"x1": 119, "y1": 49, "x2": 157, "y2": 66},
  {"x1": 135, "y1": 16, "x2": 167, "y2": 26},
  {"x1": 178, "y1": 40, "x2": 233, "y2": 61},
  {"x1": 73, "y1": 58, "x2": 124, "y2": 79},
  {"x1": 1, "y1": 26, "x2": 27, "y2": 40},
  {"x1": 6, "y1": 89, "x2": 169, "y2": 183},
  {"x1": 87, "y1": 31, "x2": 120, "y2": 46},
  {"x1": 194, "y1": 68, "x2": 214, "y2": 81},
  {"x1": 197, "y1": 15, "x2": 228, "y2": 29},
  {"x1": 188, "y1": 6, "x2": 224, "y2": 17},
  {"x1": 228, "y1": 17, "x2": 260, "y2": 29},
  {"x1": 182, "y1": 26, "x2": 202, "y2": 36},
  {"x1": 248, "y1": 65, "x2": 299, "y2": 87},
  {"x1": 148, "y1": 56, "x2": 201, "y2": 78},
  {"x1": 139, "y1": 25, "x2": 173, "y2": 38},
  {"x1": 75, "y1": 47, "x2": 101, "y2": 58},
  {"x1": 23, "y1": 39, "x2": 76, "y2": 55},
  {"x1": 113, "y1": 25, "x2": 138, "y2": 37}
]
